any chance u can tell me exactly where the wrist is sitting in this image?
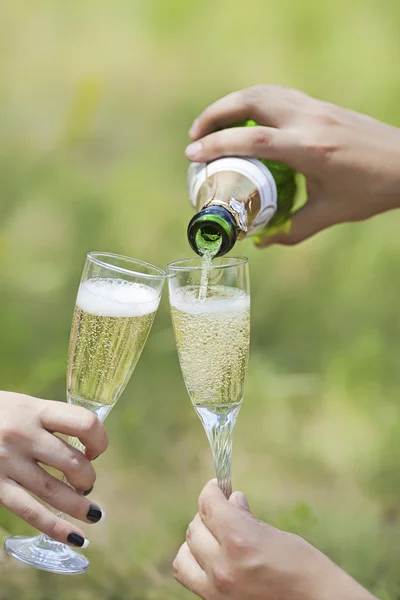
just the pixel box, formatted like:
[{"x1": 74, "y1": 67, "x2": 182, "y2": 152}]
[
  {"x1": 314, "y1": 562, "x2": 377, "y2": 600},
  {"x1": 376, "y1": 127, "x2": 400, "y2": 210}
]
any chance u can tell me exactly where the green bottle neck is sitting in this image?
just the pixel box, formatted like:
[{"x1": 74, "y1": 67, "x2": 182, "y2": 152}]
[{"x1": 187, "y1": 206, "x2": 238, "y2": 258}]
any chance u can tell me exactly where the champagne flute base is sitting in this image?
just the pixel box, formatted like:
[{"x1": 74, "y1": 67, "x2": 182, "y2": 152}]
[{"x1": 4, "y1": 535, "x2": 89, "y2": 575}]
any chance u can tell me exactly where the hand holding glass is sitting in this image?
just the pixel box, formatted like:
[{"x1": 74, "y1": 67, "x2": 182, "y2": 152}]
[{"x1": 4, "y1": 252, "x2": 165, "y2": 574}]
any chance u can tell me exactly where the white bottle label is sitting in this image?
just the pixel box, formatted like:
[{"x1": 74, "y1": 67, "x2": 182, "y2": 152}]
[{"x1": 188, "y1": 157, "x2": 277, "y2": 235}]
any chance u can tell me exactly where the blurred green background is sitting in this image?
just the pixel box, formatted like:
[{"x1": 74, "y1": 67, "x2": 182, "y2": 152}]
[{"x1": 1, "y1": 0, "x2": 400, "y2": 598}]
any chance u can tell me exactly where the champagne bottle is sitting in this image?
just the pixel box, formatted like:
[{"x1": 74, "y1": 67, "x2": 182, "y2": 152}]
[{"x1": 187, "y1": 120, "x2": 298, "y2": 257}]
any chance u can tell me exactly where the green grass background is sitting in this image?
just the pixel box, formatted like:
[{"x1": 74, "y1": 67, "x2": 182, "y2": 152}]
[{"x1": 1, "y1": 1, "x2": 400, "y2": 598}]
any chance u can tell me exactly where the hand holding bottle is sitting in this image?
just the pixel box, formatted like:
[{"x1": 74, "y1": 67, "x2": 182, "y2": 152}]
[
  {"x1": 0, "y1": 391, "x2": 108, "y2": 547},
  {"x1": 173, "y1": 479, "x2": 377, "y2": 600},
  {"x1": 186, "y1": 85, "x2": 400, "y2": 246}
]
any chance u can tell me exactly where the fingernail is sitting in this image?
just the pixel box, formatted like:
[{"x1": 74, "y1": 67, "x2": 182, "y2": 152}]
[
  {"x1": 185, "y1": 141, "x2": 202, "y2": 159},
  {"x1": 67, "y1": 533, "x2": 89, "y2": 548},
  {"x1": 93, "y1": 455, "x2": 100, "y2": 461},
  {"x1": 86, "y1": 504, "x2": 105, "y2": 523},
  {"x1": 189, "y1": 118, "x2": 199, "y2": 137},
  {"x1": 83, "y1": 485, "x2": 93, "y2": 497},
  {"x1": 234, "y1": 491, "x2": 250, "y2": 511}
]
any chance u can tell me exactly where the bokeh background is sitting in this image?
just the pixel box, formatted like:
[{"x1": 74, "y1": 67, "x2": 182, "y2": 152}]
[{"x1": 1, "y1": 1, "x2": 400, "y2": 598}]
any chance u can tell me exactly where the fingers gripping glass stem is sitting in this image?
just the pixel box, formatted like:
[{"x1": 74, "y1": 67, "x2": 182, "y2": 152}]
[{"x1": 39, "y1": 435, "x2": 85, "y2": 547}]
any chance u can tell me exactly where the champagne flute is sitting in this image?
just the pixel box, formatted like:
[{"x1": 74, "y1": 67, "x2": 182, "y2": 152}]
[
  {"x1": 168, "y1": 256, "x2": 250, "y2": 498},
  {"x1": 4, "y1": 252, "x2": 166, "y2": 575}
]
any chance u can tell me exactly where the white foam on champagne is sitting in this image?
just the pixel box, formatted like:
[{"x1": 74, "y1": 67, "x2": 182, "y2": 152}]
[
  {"x1": 170, "y1": 285, "x2": 250, "y2": 316},
  {"x1": 77, "y1": 278, "x2": 160, "y2": 317}
]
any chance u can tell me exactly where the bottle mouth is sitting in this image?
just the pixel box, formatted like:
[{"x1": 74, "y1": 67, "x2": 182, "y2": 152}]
[{"x1": 187, "y1": 206, "x2": 238, "y2": 258}]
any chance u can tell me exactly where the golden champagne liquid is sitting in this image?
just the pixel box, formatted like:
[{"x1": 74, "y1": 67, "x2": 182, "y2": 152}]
[
  {"x1": 170, "y1": 285, "x2": 250, "y2": 409},
  {"x1": 67, "y1": 278, "x2": 159, "y2": 412}
]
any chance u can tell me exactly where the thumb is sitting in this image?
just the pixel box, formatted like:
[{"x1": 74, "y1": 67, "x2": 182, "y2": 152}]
[
  {"x1": 229, "y1": 491, "x2": 251, "y2": 512},
  {"x1": 257, "y1": 199, "x2": 333, "y2": 248}
]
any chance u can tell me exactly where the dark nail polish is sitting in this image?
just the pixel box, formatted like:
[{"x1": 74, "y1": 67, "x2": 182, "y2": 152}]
[
  {"x1": 83, "y1": 485, "x2": 93, "y2": 496},
  {"x1": 67, "y1": 533, "x2": 87, "y2": 548},
  {"x1": 87, "y1": 504, "x2": 102, "y2": 523}
]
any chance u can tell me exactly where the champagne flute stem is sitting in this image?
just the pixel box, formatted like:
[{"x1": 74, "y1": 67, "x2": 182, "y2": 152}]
[{"x1": 195, "y1": 403, "x2": 241, "y2": 499}]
